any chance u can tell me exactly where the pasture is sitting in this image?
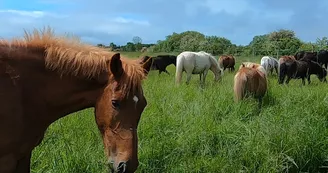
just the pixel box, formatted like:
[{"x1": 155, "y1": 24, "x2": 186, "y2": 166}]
[{"x1": 31, "y1": 52, "x2": 328, "y2": 173}]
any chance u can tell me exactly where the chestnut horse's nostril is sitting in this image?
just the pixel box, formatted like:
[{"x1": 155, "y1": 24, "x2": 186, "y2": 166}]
[{"x1": 117, "y1": 161, "x2": 127, "y2": 173}]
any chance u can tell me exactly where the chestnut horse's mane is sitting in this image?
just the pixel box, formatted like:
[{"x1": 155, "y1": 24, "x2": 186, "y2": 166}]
[{"x1": 0, "y1": 27, "x2": 147, "y2": 96}]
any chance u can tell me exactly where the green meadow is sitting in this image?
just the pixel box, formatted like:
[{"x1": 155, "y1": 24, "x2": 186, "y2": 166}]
[{"x1": 31, "y1": 52, "x2": 328, "y2": 173}]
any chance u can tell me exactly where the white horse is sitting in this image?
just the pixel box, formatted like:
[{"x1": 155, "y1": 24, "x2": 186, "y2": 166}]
[
  {"x1": 260, "y1": 56, "x2": 279, "y2": 75},
  {"x1": 175, "y1": 51, "x2": 224, "y2": 87}
]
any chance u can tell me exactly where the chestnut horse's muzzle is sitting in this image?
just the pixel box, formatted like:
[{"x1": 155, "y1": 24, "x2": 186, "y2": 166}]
[
  {"x1": 108, "y1": 160, "x2": 136, "y2": 173},
  {"x1": 116, "y1": 161, "x2": 127, "y2": 173}
]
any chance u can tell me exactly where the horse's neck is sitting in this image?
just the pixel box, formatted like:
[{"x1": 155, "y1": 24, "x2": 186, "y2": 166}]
[
  {"x1": 16, "y1": 58, "x2": 107, "y2": 124},
  {"x1": 209, "y1": 57, "x2": 219, "y2": 71}
]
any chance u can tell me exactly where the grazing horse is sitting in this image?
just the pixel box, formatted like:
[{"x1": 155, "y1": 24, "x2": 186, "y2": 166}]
[
  {"x1": 317, "y1": 50, "x2": 328, "y2": 69},
  {"x1": 278, "y1": 59, "x2": 327, "y2": 85},
  {"x1": 234, "y1": 64, "x2": 267, "y2": 108},
  {"x1": 295, "y1": 50, "x2": 328, "y2": 69},
  {"x1": 150, "y1": 55, "x2": 177, "y2": 75},
  {"x1": 219, "y1": 55, "x2": 235, "y2": 72},
  {"x1": 294, "y1": 50, "x2": 306, "y2": 60},
  {"x1": 175, "y1": 51, "x2": 224, "y2": 87},
  {"x1": 260, "y1": 56, "x2": 279, "y2": 75},
  {"x1": 0, "y1": 27, "x2": 153, "y2": 173}
]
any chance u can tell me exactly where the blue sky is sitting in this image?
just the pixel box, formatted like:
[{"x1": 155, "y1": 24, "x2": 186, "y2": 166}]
[{"x1": 1, "y1": 0, "x2": 328, "y2": 46}]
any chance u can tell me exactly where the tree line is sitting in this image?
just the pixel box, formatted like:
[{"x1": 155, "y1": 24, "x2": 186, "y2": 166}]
[{"x1": 98, "y1": 29, "x2": 328, "y2": 57}]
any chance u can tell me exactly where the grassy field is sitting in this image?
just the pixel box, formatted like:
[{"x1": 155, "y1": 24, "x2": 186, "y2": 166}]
[{"x1": 31, "y1": 52, "x2": 328, "y2": 173}]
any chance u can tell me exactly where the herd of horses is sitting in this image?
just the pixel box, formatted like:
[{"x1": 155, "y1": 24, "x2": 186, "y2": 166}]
[
  {"x1": 150, "y1": 50, "x2": 328, "y2": 107},
  {"x1": 1, "y1": 27, "x2": 328, "y2": 173}
]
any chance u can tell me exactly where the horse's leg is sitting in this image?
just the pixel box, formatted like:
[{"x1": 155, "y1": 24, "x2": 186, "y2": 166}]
[
  {"x1": 279, "y1": 74, "x2": 285, "y2": 84},
  {"x1": 14, "y1": 152, "x2": 31, "y2": 173},
  {"x1": 199, "y1": 73, "x2": 204, "y2": 88},
  {"x1": 202, "y1": 70, "x2": 209, "y2": 87},
  {"x1": 258, "y1": 97, "x2": 263, "y2": 109},
  {"x1": 302, "y1": 77, "x2": 306, "y2": 85},
  {"x1": 286, "y1": 76, "x2": 291, "y2": 84},
  {"x1": 186, "y1": 72, "x2": 192, "y2": 85},
  {"x1": 307, "y1": 75, "x2": 311, "y2": 84}
]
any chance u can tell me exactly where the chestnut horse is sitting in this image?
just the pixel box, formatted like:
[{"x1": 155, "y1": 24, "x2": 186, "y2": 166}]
[
  {"x1": 218, "y1": 55, "x2": 235, "y2": 72},
  {"x1": 234, "y1": 64, "x2": 267, "y2": 108},
  {"x1": 239, "y1": 62, "x2": 267, "y2": 77},
  {"x1": 0, "y1": 27, "x2": 153, "y2": 173}
]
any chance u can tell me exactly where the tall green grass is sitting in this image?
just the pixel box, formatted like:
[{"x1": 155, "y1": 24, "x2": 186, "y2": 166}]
[{"x1": 31, "y1": 53, "x2": 328, "y2": 173}]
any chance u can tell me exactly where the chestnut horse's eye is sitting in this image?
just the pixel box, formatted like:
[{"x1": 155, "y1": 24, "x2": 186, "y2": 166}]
[{"x1": 111, "y1": 100, "x2": 120, "y2": 109}]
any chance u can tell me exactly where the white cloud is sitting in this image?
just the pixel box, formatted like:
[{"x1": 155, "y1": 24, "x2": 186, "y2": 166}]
[
  {"x1": 0, "y1": 9, "x2": 68, "y2": 18},
  {"x1": 0, "y1": 10, "x2": 45, "y2": 18},
  {"x1": 112, "y1": 17, "x2": 150, "y2": 26}
]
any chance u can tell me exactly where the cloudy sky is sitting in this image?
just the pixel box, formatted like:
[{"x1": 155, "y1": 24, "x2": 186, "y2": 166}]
[{"x1": 0, "y1": 0, "x2": 327, "y2": 46}]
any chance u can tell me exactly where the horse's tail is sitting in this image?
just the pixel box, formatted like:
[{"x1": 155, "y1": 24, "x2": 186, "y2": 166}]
[
  {"x1": 175, "y1": 54, "x2": 184, "y2": 84},
  {"x1": 234, "y1": 71, "x2": 247, "y2": 102},
  {"x1": 261, "y1": 61, "x2": 268, "y2": 72}
]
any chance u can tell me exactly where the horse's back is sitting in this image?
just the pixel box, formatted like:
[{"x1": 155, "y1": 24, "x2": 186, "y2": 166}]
[
  {"x1": 178, "y1": 51, "x2": 211, "y2": 71},
  {"x1": 235, "y1": 67, "x2": 267, "y2": 99},
  {"x1": 220, "y1": 55, "x2": 235, "y2": 67}
]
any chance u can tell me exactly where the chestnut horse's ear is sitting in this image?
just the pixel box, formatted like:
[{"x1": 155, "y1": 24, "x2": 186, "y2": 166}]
[
  {"x1": 140, "y1": 56, "x2": 153, "y2": 76},
  {"x1": 110, "y1": 53, "x2": 124, "y2": 79}
]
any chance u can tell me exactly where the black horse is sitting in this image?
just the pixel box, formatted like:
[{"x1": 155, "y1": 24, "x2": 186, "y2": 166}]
[
  {"x1": 279, "y1": 59, "x2": 327, "y2": 85},
  {"x1": 150, "y1": 55, "x2": 177, "y2": 75},
  {"x1": 295, "y1": 50, "x2": 328, "y2": 69},
  {"x1": 318, "y1": 50, "x2": 328, "y2": 69}
]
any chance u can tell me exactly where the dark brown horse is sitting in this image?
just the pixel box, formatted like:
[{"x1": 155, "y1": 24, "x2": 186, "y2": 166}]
[
  {"x1": 0, "y1": 27, "x2": 153, "y2": 173},
  {"x1": 296, "y1": 50, "x2": 328, "y2": 70},
  {"x1": 278, "y1": 58, "x2": 327, "y2": 85},
  {"x1": 219, "y1": 55, "x2": 235, "y2": 72}
]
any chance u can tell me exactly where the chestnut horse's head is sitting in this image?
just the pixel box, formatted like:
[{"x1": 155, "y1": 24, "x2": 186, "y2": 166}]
[{"x1": 95, "y1": 54, "x2": 153, "y2": 173}]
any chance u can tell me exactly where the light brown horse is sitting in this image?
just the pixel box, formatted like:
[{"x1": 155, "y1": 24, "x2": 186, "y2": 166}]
[
  {"x1": 0, "y1": 27, "x2": 153, "y2": 173},
  {"x1": 234, "y1": 64, "x2": 267, "y2": 108},
  {"x1": 218, "y1": 55, "x2": 235, "y2": 72},
  {"x1": 239, "y1": 62, "x2": 267, "y2": 77}
]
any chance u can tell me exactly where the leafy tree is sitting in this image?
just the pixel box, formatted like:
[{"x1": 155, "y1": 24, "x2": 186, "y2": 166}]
[
  {"x1": 132, "y1": 36, "x2": 142, "y2": 51},
  {"x1": 132, "y1": 36, "x2": 142, "y2": 44},
  {"x1": 97, "y1": 43, "x2": 105, "y2": 47},
  {"x1": 316, "y1": 37, "x2": 328, "y2": 49},
  {"x1": 123, "y1": 42, "x2": 136, "y2": 52},
  {"x1": 109, "y1": 42, "x2": 117, "y2": 49}
]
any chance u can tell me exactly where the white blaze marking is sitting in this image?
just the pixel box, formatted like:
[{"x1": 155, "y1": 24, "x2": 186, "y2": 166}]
[{"x1": 133, "y1": 95, "x2": 139, "y2": 104}]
